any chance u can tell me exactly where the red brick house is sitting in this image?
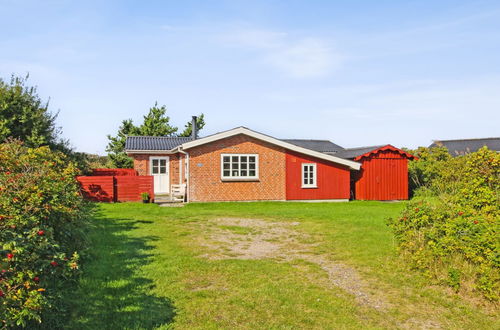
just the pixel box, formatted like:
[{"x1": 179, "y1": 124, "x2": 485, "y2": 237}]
[
  {"x1": 125, "y1": 118, "x2": 416, "y2": 202},
  {"x1": 125, "y1": 126, "x2": 361, "y2": 202}
]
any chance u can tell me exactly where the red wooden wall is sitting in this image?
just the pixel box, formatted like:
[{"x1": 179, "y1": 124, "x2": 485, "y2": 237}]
[
  {"x1": 353, "y1": 148, "x2": 411, "y2": 200},
  {"x1": 285, "y1": 151, "x2": 351, "y2": 200},
  {"x1": 76, "y1": 175, "x2": 153, "y2": 202}
]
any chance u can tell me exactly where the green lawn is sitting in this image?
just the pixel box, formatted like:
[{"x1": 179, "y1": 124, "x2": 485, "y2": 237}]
[{"x1": 66, "y1": 202, "x2": 498, "y2": 329}]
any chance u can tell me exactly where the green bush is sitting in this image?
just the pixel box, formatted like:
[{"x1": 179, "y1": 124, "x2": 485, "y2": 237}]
[
  {"x1": 389, "y1": 147, "x2": 499, "y2": 301},
  {"x1": 0, "y1": 140, "x2": 91, "y2": 327}
]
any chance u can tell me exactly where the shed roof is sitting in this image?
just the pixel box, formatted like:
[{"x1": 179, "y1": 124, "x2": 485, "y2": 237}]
[
  {"x1": 282, "y1": 139, "x2": 345, "y2": 153},
  {"x1": 125, "y1": 136, "x2": 193, "y2": 151},
  {"x1": 331, "y1": 145, "x2": 416, "y2": 161},
  {"x1": 429, "y1": 137, "x2": 500, "y2": 156},
  {"x1": 329, "y1": 145, "x2": 385, "y2": 159}
]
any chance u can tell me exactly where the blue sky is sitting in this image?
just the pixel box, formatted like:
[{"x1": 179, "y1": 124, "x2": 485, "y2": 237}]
[{"x1": 1, "y1": 0, "x2": 499, "y2": 154}]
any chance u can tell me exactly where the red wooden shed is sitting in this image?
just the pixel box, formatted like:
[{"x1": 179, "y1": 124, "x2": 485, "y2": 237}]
[{"x1": 335, "y1": 145, "x2": 416, "y2": 200}]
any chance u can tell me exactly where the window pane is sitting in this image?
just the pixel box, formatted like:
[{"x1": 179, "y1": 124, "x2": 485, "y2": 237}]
[
  {"x1": 223, "y1": 170, "x2": 230, "y2": 177},
  {"x1": 152, "y1": 166, "x2": 159, "y2": 174},
  {"x1": 241, "y1": 156, "x2": 247, "y2": 162},
  {"x1": 160, "y1": 167, "x2": 166, "y2": 174},
  {"x1": 232, "y1": 156, "x2": 238, "y2": 162},
  {"x1": 233, "y1": 163, "x2": 239, "y2": 170},
  {"x1": 223, "y1": 156, "x2": 230, "y2": 162},
  {"x1": 223, "y1": 163, "x2": 230, "y2": 169},
  {"x1": 232, "y1": 170, "x2": 239, "y2": 176},
  {"x1": 241, "y1": 163, "x2": 247, "y2": 169},
  {"x1": 249, "y1": 156, "x2": 255, "y2": 162},
  {"x1": 249, "y1": 163, "x2": 255, "y2": 169},
  {"x1": 160, "y1": 159, "x2": 167, "y2": 166},
  {"x1": 241, "y1": 170, "x2": 247, "y2": 176},
  {"x1": 249, "y1": 170, "x2": 256, "y2": 177},
  {"x1": 152, "y1": 159, "x2": 159, "y2": 166}
]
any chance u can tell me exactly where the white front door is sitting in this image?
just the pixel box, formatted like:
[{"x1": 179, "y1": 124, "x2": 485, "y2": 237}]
[{"x1": 150, "y1": 156, "x2": 169, "y2": 194}]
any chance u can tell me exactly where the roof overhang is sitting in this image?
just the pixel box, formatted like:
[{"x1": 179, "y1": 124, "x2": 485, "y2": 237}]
[
  {"x1": 181, "y1": 127, "x2": 362, "y2": 170},
  {"x1": 353, "y1": 144, "x2": 417, "y2": 161}
]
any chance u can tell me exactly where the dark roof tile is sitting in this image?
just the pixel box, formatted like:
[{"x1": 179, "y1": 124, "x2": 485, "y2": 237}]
[
  {"x1": 282, "y1": 139, "x2": 344, "y2": 153},
  {"x1": 125, "y1": 136, "x2": 193, "y2": 151},
  {"x1": 429, "y1": 137, "x2": 500, "y2": 156},
  {"x1": 330, "y1": 145, "x2": 385, "y2": 159}
]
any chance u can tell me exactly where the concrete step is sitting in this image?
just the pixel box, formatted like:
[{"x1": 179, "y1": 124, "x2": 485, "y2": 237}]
[{"x1": 154, "y1": 195, "x2": 184, "y2": 204}]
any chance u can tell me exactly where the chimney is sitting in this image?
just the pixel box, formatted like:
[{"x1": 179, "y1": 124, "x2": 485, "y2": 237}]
[{"x1": 191, "y1": 116, "x2": 198, "y2": 140}]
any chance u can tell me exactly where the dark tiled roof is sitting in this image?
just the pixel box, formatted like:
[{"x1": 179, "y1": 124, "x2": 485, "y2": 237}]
[
  {"x1": 282, "y1": 139, "x2": 344, "y2": 153},
  {"x1": 330, "y1": 145, "x2": 385, "y2": 159},
  {"x1": 125, "y1": 136, "x2": 193, "y2": 151},
  {"x1": 429, "y1": 137, "x2": 500, "y2": 156}
]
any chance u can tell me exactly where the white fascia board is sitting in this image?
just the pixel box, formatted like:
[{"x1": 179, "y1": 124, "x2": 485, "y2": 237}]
[{"x1": 180, "y1": 127, "x2": 361, "y2": 170}]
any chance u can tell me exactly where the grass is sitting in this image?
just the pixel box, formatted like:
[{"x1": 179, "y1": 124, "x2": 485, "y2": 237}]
[{"x1": 65, "y1": 202, "x2": 499, "y2": 329}]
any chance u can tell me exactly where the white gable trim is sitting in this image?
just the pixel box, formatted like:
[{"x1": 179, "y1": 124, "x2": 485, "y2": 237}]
[{"x1": 180, "y1": 127, "x2": 361, "y2": 170}]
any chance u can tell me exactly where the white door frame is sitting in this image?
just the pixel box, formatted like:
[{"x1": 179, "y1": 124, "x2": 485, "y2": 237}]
[{"x1": 149, "y1": 156, "x2": 170, "y2": 194}]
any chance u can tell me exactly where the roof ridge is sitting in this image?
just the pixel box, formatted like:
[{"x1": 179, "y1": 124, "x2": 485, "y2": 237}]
[
  {"x1": 342, "y1": 145, "x2": 385, "y2": 151},
  {"x1": 283, "y1": 139, "x2": 333, "y2": 142},
  {"x1": 433, "y1": 137, "x2": 500, "y2": 143}
]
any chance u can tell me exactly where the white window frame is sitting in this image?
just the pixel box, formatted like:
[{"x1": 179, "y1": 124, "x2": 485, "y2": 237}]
[
  {"x1": 301, "y1": 163, "x2": 317, "y2": 188},
  {"x1": 220, "y1": 154, "x2": 259, "y2": 181},
  {"x1": 149, "y1": 156, "x2": 169, "y2": 175}
]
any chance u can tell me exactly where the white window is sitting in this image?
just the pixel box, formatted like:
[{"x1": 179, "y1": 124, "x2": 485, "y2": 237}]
[
  {"x1": 302, "y1": 163, "x2": 317, "y2": 188},
  {"x1": 221, "y1": 154, "x2": 259, "y2": 180}
]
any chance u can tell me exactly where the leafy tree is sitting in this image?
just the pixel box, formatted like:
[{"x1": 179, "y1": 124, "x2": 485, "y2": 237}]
[
  {"x1": 139, "y1": 103, "x2": 178, "y2": 136},
  {"x1": 179, "y1": 114, "x2": 206, "y2": 137},
  {"x1": 0, "y1": 74, "x2": 65, "y2": 149},
  {"x1": 406, "y1": 146, "x2": 451, "y2": 193},
  {"x1": 106, "y1": 119, "x2": 140, "y2": 168},
  {"x1": 106, "y1": 102, "x2": 205, "y2": 168}
]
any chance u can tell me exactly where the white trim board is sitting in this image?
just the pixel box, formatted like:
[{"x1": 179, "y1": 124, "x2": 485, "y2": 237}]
[{"x1": 181, "y1": 127, "x2": 361, "y2": 170}]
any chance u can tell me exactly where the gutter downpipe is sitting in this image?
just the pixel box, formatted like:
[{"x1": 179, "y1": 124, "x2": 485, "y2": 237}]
[{"x1": 177, "y1": 147, "x2": 190, "y2": 203}]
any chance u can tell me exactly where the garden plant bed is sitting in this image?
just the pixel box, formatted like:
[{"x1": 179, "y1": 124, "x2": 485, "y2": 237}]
[{"x1": 66, "y1": 202, "x2": 499, "y2": 329}]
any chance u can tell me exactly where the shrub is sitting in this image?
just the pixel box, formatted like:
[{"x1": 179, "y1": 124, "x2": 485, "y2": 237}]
[
  {"x1": 0, "y1": 140, "x2": 91, "y2": 327},
  {"x1": 389, "y1": 147, "x2": 499, "y2": 301}
]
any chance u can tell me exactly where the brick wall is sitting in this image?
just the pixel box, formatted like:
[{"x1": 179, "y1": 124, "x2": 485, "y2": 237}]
[
  {"x1": 131, "y1": 153, "x2": 183, "y2": 188},
  {"x1": 187, "y1": 134, "x2": 286, "y2": 202}
]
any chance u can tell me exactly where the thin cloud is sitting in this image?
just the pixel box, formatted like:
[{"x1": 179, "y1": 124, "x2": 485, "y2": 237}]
[{"x1": 221, "y1": 28, "x2": 342, "y2": 78}]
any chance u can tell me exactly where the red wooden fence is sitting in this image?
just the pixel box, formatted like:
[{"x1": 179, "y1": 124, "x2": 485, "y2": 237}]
[
  {"x1": 92, "y1": 168, "x2": 137, "y2": 176},
  {"x1": 115, "y1": 176, "x2": 154, "y2": 202},
  {"x1": 77, "y1": 174, "x2": 153, "y2": 202},
  {"x1": 77, "y1": 176, "x2": 115, "y2": 202}
]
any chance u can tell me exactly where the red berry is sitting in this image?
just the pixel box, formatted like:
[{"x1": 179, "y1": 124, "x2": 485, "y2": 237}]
[
  {"x1": 6, "y1": 253, "x2": 13, "y2": 260},
  {"x1": 5, "y1": 171, "x2": 10, "y2": 175},
  {"x1": 33, "y1": 276, "x2": 40, "y2": 282},
  {"x1": 458, "y1": 211, "x2": 464, "y2": 216},
  {"x1": 415, "y1": 208, "x2": 420, "y2": 212},
  {"x1": 37, "y1": 230, "x2": 45, "y2": 236},
  {"x1": 0, "y1": 290, "x2": 4, "y2": 297},
  {"x1": 473, "y1": 220, "x2": 479, "y2": 224},
  {"x1": 50, "y1": 261, "x2": 58, "y2": 267}
]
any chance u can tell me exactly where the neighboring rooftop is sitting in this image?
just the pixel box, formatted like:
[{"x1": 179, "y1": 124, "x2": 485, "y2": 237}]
[
  {"x1": 125, "y1": 136, "x2": 193, "y2": 151},
  {"x1": 429, "y1": 137, "x2": 500, "y2": 156},
  {"x1": 282, "y1": 139, "x2": 345, "y2": 153},
  {"x1": 329, "y1": 145, "x2": 385, "y2": 159}
]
